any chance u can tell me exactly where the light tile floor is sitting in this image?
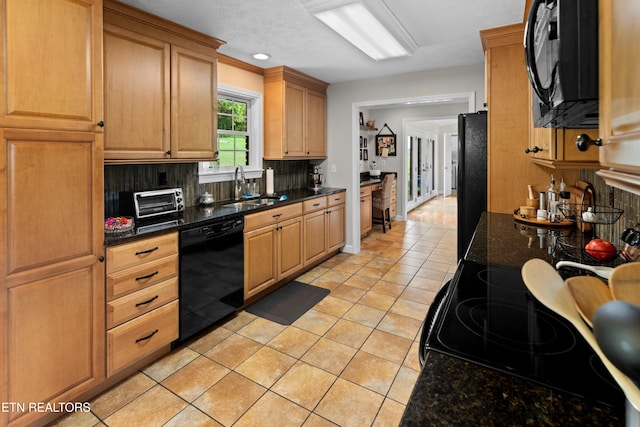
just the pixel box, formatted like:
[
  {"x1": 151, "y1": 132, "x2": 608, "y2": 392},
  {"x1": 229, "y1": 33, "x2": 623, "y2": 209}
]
[{"x1": 53, "y1": 196, "x2": 457, "y2": 427}]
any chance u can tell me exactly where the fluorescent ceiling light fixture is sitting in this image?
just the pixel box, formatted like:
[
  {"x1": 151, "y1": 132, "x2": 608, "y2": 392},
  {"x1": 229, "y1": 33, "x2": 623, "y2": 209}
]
[
  {"x1": 311, "y1": 2, "x2": 416, "y2": 61},
  {"x1": 252, "y1": 52, "x2": 271, "y2": 60}
]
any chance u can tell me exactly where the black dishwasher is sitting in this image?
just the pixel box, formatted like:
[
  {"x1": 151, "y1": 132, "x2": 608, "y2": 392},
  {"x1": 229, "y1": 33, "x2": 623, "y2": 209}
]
[{"x1": 175, "y1": 217, "x2": 244, "y2": 346}]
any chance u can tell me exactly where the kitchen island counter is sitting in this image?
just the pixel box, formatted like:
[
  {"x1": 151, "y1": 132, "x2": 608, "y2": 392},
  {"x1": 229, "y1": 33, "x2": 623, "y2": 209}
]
[{"x1": 401, "y1": 212, "x2": 625, "y2": 425}]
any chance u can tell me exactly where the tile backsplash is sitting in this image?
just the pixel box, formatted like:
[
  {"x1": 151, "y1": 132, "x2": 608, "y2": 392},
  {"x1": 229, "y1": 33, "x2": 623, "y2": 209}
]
[
  {"x1": 580, "y1": 169, "x2": 640, "y2": 243},
  {"x1": 104, "y1": 160, "x2": 310, "y2": 217}
]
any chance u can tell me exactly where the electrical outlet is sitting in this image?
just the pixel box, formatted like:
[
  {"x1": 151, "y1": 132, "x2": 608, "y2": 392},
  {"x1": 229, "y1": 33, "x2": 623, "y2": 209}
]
[
  {"x1": 381, "y1": 160, "x2": 386, "y2": 166},
  {"x1": 331, "y1": 164, "x2": 337, "y2": 173}
]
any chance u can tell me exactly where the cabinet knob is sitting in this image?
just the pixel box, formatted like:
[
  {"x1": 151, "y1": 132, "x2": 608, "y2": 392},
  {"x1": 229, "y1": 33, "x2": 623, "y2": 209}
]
[
  {"x1": 98, "y1": 256, "x2": 105, "y2": 262},
  {"x1": 576, "y1": 134, "x2": 602, "y2": 152},
  {"x1": 97, "y1": 121, "x2": 105, "y2": 127},
  {"x1": 525, "y1": 146, "x2": 543, "y2": 154},
  {"x1": 166, "y1": 150, "x2": 171, "y2": 156}
]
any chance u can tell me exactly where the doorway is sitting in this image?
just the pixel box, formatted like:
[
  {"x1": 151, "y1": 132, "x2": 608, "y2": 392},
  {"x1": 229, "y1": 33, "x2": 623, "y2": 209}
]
[{"x1": 407, "y1": 131, "x2": 436, "y2": 211}]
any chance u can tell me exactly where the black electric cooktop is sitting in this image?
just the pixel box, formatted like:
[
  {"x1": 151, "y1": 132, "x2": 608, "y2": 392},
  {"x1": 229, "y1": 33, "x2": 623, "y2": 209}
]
[{"x1": 426, "y1": 259, "x2": 625, "y2": 409}]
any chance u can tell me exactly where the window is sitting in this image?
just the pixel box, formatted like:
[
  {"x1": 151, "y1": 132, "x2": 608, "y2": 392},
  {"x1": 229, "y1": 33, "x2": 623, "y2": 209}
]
[{"x1": 199, "y1": 84, "x2": 263, "y2": 183}]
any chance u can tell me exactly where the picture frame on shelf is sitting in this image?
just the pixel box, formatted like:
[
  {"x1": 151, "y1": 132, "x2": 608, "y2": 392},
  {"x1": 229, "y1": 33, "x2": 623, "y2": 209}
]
[
  {"x1": 363, "y1": 149, "x2": 368, "y2": 161},
  {"x1": 359, "y1": 112, "x2": 364, "y2": 126},
  {"x1": 376, "y1": 134, "x2": 396, "y2": 157},
  {"x1": 364, "y1": 138, "x2": 368, "y2": 148}
]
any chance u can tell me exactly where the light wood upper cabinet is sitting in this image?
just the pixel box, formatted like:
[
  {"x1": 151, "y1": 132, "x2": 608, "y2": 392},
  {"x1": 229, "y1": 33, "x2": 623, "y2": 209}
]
[
  {"x1": 526, "y1": 87, "x2": 600, "y2": 169},
  {"x1": 103, "y1": 0, "x2": 222, "y2": 163},
  {"x1": 596, "y1": 0, "x2": 640, "y2": 194},
  {"x1": 0, "y1": 0, "x2": 103, "y2": 132},
  {"x1": 171, "y1": 46, "x2": 217, "y2": 159},
  {"x1": 103, "y1": 25, "x2": 170, "y2": 160},
  {"x1": 264, "y1": 66, "x2": 328, "y2": 159}
]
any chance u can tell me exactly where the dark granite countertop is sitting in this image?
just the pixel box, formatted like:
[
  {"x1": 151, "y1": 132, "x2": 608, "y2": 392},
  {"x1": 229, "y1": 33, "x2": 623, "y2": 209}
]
[
  {"x1": 104, "y1": 187, "x2": 346, "y2": 246},
  {"x1": 400, "y1": 212, "x2": 625, "y2": 426},
  {"x1": 360, "y1": 178, "x2": 381, "y2": 187},
  {"x1": 402, "y1": 352, "x2": 623, "y2": 426}
]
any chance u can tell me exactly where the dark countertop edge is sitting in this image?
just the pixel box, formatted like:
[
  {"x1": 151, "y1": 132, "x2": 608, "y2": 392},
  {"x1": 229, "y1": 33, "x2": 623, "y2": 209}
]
[
  {"x1": 400, "y1": 352, "x2": 623, "y2": 426},
  {"x1": 104, "y1": 187, "x2": 346, "y2": 246}
]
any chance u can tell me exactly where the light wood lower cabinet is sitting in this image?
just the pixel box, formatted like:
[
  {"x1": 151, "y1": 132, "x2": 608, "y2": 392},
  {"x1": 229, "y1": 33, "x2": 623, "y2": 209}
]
[
  {"x1": 360, "y1": 186, "x2": 373, "y2": 236},
  {"x1": 244, "y1": 203, "x2": 303, "y2": 299},
  {"x1": 107, "y1": 300, "x2": 178, "y2": 376},
  {"x1": 105, "y1": 232, "x2": 179, "y2": 377},
  {"x1": 1, "y1": 129, "x2": 105, "y2": 427},
  {"x1": 303, "y1": 193, "x2": 346, "y2": 265}
]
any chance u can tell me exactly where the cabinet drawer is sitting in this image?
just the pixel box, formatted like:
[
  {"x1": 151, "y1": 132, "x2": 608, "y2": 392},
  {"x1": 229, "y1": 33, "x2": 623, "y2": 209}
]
[
  {"x1": 360, "y1": 186, "x2": 372, "y2": 197},
  {"x1": 107, "y1": 255, "x2": 178, "y2": 300},
  {"x1": 107, "y1": 300, "x2": 178, "y2": 376},
  {"x1": 107, "y1": 277, "x2": 178, "y2": 328},
  {"x1": 106, "y1": 232, "x2": 178, "y2": 274},
  {"x1": 327, "y1": 192, "x2": 346, "y2": 207},
  {"x1": 244, "y1": 203, "x2": 302, "y2": 231},
  {"x1": 303, "y1": 197, "x2": 327, "y2": 213}
]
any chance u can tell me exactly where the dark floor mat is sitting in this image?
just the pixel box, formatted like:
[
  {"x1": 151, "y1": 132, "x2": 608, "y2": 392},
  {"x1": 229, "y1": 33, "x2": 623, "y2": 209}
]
[{"x1": 245, "y1": 281, "x2": 330, "y2": 325}]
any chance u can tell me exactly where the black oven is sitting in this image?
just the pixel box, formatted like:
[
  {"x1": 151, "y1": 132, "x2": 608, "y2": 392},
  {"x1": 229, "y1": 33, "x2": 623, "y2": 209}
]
[
  {"x1": 524, "y1": 0, "x2": 599, "y2": 128},
  {"x1": 174, "y1": 217, "x2": 244, "y2": 346}
]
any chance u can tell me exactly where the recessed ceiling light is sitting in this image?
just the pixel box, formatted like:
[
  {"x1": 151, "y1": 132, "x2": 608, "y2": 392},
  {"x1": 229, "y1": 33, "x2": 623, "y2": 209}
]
[{"x1": 252, "y1": 53, "x2": 271, "y2": 60}]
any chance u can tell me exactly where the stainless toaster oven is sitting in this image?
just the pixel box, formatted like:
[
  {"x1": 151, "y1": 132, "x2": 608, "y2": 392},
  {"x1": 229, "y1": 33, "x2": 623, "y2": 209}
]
[{"x1": 120, "y1": 188, "x2": 184, "y2": 220}]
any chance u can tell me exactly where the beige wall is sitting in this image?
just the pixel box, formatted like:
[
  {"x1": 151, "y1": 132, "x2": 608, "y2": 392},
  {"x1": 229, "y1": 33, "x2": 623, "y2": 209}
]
[{"x1": 217, "y1": 61, "x2": 263, "y2": 93}]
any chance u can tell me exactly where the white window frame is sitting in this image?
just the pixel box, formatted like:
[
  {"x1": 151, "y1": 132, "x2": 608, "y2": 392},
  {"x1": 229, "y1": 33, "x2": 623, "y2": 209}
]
[{"x1": 198, "y1": 84, "x2": 264, "y2": 183}]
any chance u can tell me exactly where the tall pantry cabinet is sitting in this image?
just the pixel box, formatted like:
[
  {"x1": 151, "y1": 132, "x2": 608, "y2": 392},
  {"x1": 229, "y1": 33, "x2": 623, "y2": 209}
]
[{"x1": 0, "y1": 1, "x2": 105, "y2": 426}]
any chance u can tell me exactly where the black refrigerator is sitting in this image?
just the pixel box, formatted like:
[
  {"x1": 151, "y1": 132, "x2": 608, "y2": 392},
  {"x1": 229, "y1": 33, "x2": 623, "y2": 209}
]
[{"x1": 457, "y1": 111, "x2": 487, "y2": 260}]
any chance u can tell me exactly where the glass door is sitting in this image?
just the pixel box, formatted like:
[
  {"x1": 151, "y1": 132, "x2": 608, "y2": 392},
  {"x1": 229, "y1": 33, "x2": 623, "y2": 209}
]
[{"x1": 407, "y1": 134, "x2": 436, "y2": 211}]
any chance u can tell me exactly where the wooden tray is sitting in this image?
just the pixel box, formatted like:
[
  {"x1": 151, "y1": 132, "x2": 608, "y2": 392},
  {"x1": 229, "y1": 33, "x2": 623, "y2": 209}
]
[{"x1": 513, "y1": 209, "x2": 575, "y2": 228}]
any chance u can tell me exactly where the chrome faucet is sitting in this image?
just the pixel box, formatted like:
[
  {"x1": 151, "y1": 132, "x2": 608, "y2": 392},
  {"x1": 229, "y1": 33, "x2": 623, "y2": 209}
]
[{"x1": 234, "y1": 166, "x2": 246, "y2": 201}]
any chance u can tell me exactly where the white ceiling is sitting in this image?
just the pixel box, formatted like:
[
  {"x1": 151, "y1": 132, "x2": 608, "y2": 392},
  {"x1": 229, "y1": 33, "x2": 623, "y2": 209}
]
[{"x1": 116, "y1": 0, "x2": 526, "y2": 84}]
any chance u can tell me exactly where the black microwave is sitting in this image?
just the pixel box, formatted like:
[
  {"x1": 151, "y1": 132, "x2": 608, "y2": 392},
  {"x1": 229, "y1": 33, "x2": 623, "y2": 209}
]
[{"x1": 524, "y1": 0, "x2": 598, "y2": 128}]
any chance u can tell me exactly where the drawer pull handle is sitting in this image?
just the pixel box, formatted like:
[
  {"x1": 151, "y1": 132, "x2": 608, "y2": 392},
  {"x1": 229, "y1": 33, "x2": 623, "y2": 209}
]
[
  {"x1": 135, "y1": 329, "x2": 159, "y2": 343},
  {"x1": 135, "y1": 246, "x2": 159, "y2": 256},
  {"x1": 272, "y1": 213, "x2": 282, "y2": 219},
  {"x1": 135, "y1": 271, "x2": 159, "y2": 281},
  {"x1": 313, "y1": 203, "x2": 321, "y2": 207},
  {"x1": 135, "y1": 295, "x2": 159, "y2": 307}
]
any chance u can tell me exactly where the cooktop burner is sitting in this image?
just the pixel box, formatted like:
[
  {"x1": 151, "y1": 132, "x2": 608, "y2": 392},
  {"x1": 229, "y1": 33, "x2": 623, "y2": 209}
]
[{"x1": 426, "y1": 260, "x2": 624, "y2": 409}]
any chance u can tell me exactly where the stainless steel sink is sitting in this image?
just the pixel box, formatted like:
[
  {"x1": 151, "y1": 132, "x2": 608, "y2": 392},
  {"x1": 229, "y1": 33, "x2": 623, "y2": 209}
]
[{"x1": 222, "y1": 198, "x2": 277, "y2": 209}]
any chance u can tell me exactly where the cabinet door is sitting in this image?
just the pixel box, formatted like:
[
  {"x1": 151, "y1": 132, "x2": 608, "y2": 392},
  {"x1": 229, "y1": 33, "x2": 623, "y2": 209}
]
[
  {"x1": 360, "y1": 195, "x2": 372, "y2": 235},
  {"x1": 171, "y1": 46, "x2": 217, "y2": 159},
  {"x1": 598, "y1": 0, "x2": 640, "y2": 176},
  {"x1": 277, "y1": 217, "x2": 303, "y2": 277},
  {"x1": 0, "y1": 0, "x2": 103, "y2": 132},
  {"x1": 305, "y1": 89, "x2": 327, "y2": 157},
  {"x1": 244, "y1": 225, "x2": 277, "y2": 299},
  {"x1": 303, "y1": 210, "x2": 327, "y2": 266},
  {"x1": 3, "y1": 130, "x2": 104, "y2": 286},
  {"x1": 327, "y1": 204, "x2": 346, "y2": 252},
  {"x1": 284, "y1": 83, "x2": 305, "y2": 157},
  {"x1": 7, "y1": 267, "x2": 104, "y2": 426},
  {"x1": 1, "y1": 129, "x2": 104, "y2": 425},
  {"x1": 103, "y1": 24, "x2": 170, "y2": 159}
]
